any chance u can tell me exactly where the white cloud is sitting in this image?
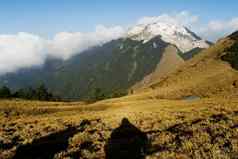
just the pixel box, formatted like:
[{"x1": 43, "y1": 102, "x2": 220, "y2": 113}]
[
  {"x1": 0, "y1": 11, "x2": 238, "y2": 75},
  {"x1": 199, "y1": 18, "x2": 238, "y2": 41},
  {"x1": 48, "y1": 25, "x2": 125, "y2": 60},
  {"x1": 0, "y1": 32, "x2": 47, "y2": 74},
  {"x1": 138, "y1": 11, "x2": 199, "y2": 28},
  {"x1": 0, "y1": 25, "x2": 125, "y2": 74},
  {"x1": 137, "y1": 11, "x2": 238, "y2": 41}
]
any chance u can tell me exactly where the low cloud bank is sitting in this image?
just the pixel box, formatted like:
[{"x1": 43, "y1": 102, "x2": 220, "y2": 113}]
[
  {"x1": 0, "y1": 32, "x2": 47, "y2": 74},
  {"x1": 48, "y1": 25, "x2": 125, "y2": 60},
  {"x1": 0, "y1": 11, "x2": 238, "y2": 75},
  {"x1": 0, "y1": 25, "x2": 125, "y2": 74}
]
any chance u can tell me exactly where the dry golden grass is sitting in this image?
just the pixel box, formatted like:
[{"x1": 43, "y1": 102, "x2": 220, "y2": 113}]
[
  {"x1": 1, "y1": 37, "x2": 238, "y2": 159},
  {"x1": 131, "y1": 37, "x2": 238, "y2": 100},
  {"x1": 1, "y1": 96, "x2": 238, "y2": 158}
]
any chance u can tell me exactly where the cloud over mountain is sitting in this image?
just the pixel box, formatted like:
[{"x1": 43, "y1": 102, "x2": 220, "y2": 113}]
[
  {"x1": 137, "y1": 11, "x2": 199, "y2": 28},
  {"x1": 48, "y1": 25, "x2": 125, "y2": 60},
  {"x1": 136, "y1": 11, "x2": 238, "y2": 42},
  {"x1": 0, "y1": 32, "x2": 47, "y2": 74},
  {"x1": 0, "y1": 11, "x2": 237, "y2": 75},
  {"x1": 199, "y1": 18, "x2": 238, "y2": 41},
  {"x1": 0, "y1": 25, "x2": 125, "y2": 74}
]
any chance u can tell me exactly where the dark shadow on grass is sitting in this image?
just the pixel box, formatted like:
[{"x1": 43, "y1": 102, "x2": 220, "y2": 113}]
[
  {"x1": 13, "y1": 120, "x2": 91, "y2": 159},
  {"x1": 104, "y1": 118, "x2": 150, "y2": 159},
  {"x1": 12, "y1": 127, "x2": 78, "y2": 159}
]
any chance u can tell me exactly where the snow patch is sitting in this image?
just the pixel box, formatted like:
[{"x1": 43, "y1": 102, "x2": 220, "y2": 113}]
[{"x1": 127, "y1": 19, "x2": 210, "y2": 53}]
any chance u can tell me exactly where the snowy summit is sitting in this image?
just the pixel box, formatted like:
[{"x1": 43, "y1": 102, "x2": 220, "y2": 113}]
[{"x1": 127, "y1": 17, "x2": 210, "y2": 53}]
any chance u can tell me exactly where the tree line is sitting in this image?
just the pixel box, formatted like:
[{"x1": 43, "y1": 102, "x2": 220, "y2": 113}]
[
  {"x1": 0, "y1": 85, "x2": 127, "y2": 102},
  {"x1": 88, "y1": 87, "x2": 127, "y2": 102},
  {"x1": 0, "y1": 84, "x2": 60, "y2": 101}
]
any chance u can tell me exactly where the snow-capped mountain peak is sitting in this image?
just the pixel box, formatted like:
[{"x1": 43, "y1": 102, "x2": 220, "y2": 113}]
[{"x1": 127, "y1": 18, "x2": 210, "y2": 53}]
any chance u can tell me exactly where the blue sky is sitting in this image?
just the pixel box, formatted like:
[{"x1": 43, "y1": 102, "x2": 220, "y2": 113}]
[
  {"x1": 0, "y1": 0, "x2": 238, "y2": 74},
  {"x1": 0, "y1": 0, "x2": 237, "y2": 37}
]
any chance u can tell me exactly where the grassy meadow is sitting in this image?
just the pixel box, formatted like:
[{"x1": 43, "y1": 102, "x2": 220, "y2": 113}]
[{"x1": 1, "y1": 97, "x2": 238, "y2": 158}]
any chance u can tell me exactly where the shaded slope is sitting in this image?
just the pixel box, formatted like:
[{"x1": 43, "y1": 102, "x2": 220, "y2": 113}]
[
  {"x1": 180, "y1": 47, "x2": 204, "y2": 60},
  {"x1": 0, "y1": 37, "x2": 170, "y2": 99}
]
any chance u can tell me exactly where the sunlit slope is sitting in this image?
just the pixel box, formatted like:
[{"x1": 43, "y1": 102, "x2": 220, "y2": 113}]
[
  {"x1": 131, "y1": 31, "x2": 238, "y2": 99},
  {"x1": 132, "y1": 45, "x2": 185, "y2": 92}
]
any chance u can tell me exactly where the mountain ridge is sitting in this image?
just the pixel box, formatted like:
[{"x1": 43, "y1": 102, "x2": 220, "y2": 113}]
[
  {"x1": 127, "y1": 19, "x2": 210, "y2": 52},
  {"x1": 0, "y1": 22, "x2": 211, "y2": 100}
]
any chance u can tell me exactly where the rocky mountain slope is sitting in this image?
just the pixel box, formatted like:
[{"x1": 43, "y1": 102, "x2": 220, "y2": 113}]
[
  {"x1": 127, "y1": 18, "x2": 210, "y2": 52},
  {"x1": 0, "y1": 21, "x2": 210, "y2": 100}
]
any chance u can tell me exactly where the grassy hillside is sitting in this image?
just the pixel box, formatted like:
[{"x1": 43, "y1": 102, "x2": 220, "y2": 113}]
[
  {"x1": 131, "y1": 32, "x2": 238, "y2": 99},
  {"x1": 1, "y1": 32, "x2": 238, "y2": 159}
]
